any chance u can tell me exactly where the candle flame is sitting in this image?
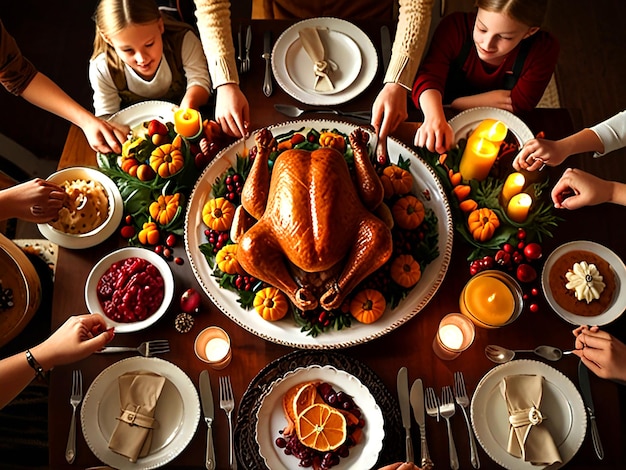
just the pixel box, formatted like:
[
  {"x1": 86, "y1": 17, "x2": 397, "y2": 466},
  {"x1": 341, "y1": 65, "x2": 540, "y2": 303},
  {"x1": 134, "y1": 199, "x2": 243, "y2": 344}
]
[{"x1": 488, "y1": 293, "x2": 496, "y2": 303}]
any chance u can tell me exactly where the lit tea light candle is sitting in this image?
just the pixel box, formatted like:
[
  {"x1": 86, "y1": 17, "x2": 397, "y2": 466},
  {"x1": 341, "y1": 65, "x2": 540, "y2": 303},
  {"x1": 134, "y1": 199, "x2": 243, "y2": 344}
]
[
  {"x1": 432, "y1": 313, "x2": 475, "y2": 360},
  {"x1": 459, "y1": 137, "x2": 499, "y2": 181},
  {"x1": 473, "y1": 119, "x2": 508, "y2": 147},
  {"x1": 460, "y1": 271, "x2": 521, "y2": 328},
  {"x1": 501, "y1": 172, "x2": 526, "y2": 205},
  {"x1": 174, "y1": 108, "x2": 203, "y2": 139},
  {"x1": 507, "y1": 192, "x2": 532, "y2": 223},
  {"x1": 205, "y1": 337, "x2": 230, "y2": 362}
]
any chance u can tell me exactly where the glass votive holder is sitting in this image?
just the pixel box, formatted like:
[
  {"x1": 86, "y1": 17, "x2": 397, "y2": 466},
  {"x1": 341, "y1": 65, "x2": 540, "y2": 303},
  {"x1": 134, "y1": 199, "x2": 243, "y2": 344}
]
[
  {"x1": 194, "y1": 326, "x2": 232, "y2": 369},
  {"x1": 459, "y1": 270, "x2": 524, "y2": 328},
  {"x1": 432, "y1": 313, "x2": 476, "y2": 360}
]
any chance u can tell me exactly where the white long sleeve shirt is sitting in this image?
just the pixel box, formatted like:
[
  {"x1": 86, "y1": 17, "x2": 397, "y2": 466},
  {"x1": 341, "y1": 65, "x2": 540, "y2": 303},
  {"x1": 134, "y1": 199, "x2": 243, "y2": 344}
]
[{"x1": 590, "y1": 110, "x2": 626, "y2": 157}]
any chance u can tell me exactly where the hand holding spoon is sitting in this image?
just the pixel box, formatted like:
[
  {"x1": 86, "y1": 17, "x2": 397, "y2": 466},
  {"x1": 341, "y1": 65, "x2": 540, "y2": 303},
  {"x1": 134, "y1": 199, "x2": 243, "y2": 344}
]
[{"x1": 485, "y1": 344, "x2": 574, "y2": 364}]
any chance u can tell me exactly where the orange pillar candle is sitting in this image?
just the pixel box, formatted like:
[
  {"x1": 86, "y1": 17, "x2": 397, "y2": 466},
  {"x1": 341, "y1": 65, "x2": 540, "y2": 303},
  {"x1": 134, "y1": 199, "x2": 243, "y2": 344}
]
[
  {"x1": 459, "y1": 137, "x2": 499, "y2": 181},
  {"x1": 432, "y1": 313, "x2": 476, "y2": 360},
  {"x1": 460, "y1": 272, "x2": 517, "y2": 328},
  {"x1": 501, "y1": 172, "x2": 526, "y2": 205},
  {"x1": 473, "y1": 119, "x2": 508, "y2": 147},
  {"x1": 507, "y1": 192, "x2": 532, "y2": 223},
  {"x1": 174, "y1": 108, "x2": 203, "y2": 139}
]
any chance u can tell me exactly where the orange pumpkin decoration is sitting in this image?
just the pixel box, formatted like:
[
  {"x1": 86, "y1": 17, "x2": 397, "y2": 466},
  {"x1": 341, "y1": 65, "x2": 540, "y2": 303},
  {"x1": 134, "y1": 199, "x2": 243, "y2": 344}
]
[
  {"x1": 459, "y1": 199, "x2": 478, "y2": 213},
  {"x1": 253, "y1": 287, "x2": 289, "y2": 321},
  {"x1": 349, "y1": 289, "x2": 386, "y2": 324},
  {"x1": 319, "y1": 132, "x2": 346, "y2": 152},
  {"x1": 121, "y1": 157, "x2": 140, "y2": 177},
  {"x1": 149, "y1": 143, "x2": 185, "y2": 178},
  {"x1": 138, "y1": 221, "x2": 160, "y2": 245},
  {"x1": 202, "y1": 197, "x2": 236, "y2": 231},
  {"x1": 392, "y1": 195, "x2": 425, "y2": 229},
  {"x1": 467, "y1": 207, "x2": 500, "y2": 242},
  {"x1": 215, "y1": 244, "x2": 244, "y2": 275},
  {"x1": 380, "y1": 165, "x2": 413, "y2": 197},
  {"x1": 390, "y1": 254, "x2": 422, "y2": 288},
  {"x1": 149, "y1": 193, "x2": 181, "y2": 226}
]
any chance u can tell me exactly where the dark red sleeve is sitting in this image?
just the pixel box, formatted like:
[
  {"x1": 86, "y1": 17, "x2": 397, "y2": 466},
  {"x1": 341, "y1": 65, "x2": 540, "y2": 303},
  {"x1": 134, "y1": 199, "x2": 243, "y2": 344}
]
[
  {"x1": 510, "y1": 31, "x2": 560, "y2": 113},
  {"x1": 0, "y1": 19, "x2": 38, "y2": 96},
  {"x1": 411, "y1": 12, "x2": 470, "y2": 109}
]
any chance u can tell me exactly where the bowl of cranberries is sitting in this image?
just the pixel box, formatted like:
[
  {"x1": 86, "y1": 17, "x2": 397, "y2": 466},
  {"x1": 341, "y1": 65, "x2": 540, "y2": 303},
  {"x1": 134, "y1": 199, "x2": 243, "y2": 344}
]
[{"x1": 84, "y1": 246, "x2": 174, "y2": 332}]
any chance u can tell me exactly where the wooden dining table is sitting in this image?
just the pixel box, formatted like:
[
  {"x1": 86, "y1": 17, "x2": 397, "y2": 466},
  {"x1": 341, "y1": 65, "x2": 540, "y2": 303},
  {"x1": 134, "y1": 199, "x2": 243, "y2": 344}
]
[{"x1": 47, "y1": 19, "x2": 625, "y2": 470}]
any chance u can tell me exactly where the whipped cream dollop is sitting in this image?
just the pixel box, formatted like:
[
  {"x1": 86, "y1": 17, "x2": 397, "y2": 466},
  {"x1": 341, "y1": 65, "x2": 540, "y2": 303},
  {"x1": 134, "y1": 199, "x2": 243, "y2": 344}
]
[{"x1": 565, "y1": 261, "x2": 606, "y2": 303}]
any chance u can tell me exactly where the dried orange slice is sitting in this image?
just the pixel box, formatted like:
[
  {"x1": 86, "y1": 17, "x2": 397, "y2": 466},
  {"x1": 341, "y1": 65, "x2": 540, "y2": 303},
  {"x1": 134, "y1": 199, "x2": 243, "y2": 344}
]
[
  {"x1": 295, "y1": 403, "x2": 347, "y2": 452},
  {"x1": 292, "y1": 382, "x2": 324, "y2": 418},
  {"x1": 282, "y1": 382, "x2": 307, "y2": 436}
]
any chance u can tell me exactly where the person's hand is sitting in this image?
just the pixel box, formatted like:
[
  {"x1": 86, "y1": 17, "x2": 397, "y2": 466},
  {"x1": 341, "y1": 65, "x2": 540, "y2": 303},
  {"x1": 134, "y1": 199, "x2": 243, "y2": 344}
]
[
  {"x1": 30, "y1": 314, "x2": 114, "y2": 371},
  {"x1": 0, "y1": 178, "x2": 66, "y2": 223},
  {"x1": 572, "y1": 325, "x2": 626, "y2": 384},
  {"x1": 81, "y1": 116, "x2": 129, "y2": 155},
  {"x1": 378, "y1": 462, "x2": 422, "y2": 470},
  {"x1": 215, "y1": 83, "x2": 250, "y2": 138},
  {"x1": 414, "y1": 116, "x2": 454, "y2": 154},
  {"x1": 371, "y1": 83, "x2": 409, "y2": 163},
  {"x1": 513, "y1": 138, "x2": 568, "y2": 171},
  {"x1": 550, "y1": 168, "x2": 612, "y2": 209}
]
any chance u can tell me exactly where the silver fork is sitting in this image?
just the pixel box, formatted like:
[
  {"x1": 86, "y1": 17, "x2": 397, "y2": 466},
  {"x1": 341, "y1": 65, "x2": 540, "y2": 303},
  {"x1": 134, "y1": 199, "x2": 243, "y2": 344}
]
[
  {"x1": 440, "y1": 386, "x2": 460, "y2": 470},
  {"x1": 219, "y1": 376, "x2": 237, "y2": 469},
  {"x1": 425, "y1": 386, "x2": 440, "y2": 423},
  {"x1": 454, "y1": 372, "x2": 480, "y2": 468},
  {"x1": 96, "y1": 339, "x2": 170, "y2": 356},
  {"x1": 65, "y1": 369, "x2": 83, "y2": 464},
  {"x1": 243, "y1": 25, "x2": 251, "y2": 73}
]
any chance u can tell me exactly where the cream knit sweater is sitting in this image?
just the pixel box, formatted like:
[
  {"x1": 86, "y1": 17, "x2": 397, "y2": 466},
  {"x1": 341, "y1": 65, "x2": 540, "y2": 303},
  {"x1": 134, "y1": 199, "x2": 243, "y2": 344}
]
[{"x1": 193, "y1": 0, "x2": 433, "y2": 91}]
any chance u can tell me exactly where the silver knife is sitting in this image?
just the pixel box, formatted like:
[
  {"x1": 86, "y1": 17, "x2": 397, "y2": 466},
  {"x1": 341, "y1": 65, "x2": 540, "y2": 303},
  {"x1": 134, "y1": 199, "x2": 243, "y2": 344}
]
[
  {"x1": 578, "y1": 361, "x2": 604, "y2": 460},
  {"x1": 199, "y1": 370, "x2": 216, "y2": 470},
  {"x1": 410, "y1": 379, "x2": 433, "y2": 469},
  {"x1": 237, "y1": 24, "x2": 243, "y2": 73},
  {"x1": 380, "y1": 25, "x2": 392, "y2": 72},
  {"x1": 262, "y1": 31, "x2": 273, "y2": 97},
  {"x1": 397, "y1": 367, "x2": 414, "y2": 463}
]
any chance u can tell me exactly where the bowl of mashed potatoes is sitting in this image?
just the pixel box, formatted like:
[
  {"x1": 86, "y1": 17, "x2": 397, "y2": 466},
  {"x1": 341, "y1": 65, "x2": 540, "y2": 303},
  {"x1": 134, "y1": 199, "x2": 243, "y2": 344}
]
[{"x1": 38, "y1": 167, "x2": 123, "y2": 249}]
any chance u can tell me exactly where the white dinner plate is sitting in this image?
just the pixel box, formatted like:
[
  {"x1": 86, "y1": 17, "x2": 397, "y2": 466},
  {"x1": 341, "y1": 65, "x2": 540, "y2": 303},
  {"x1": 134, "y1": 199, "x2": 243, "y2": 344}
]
[
  {"x1": 449, "y1": 107, "x2": 534, "y2": 147},
  {"x1": 108, "y1": 100, "x2": 176, "y2": 135},
  {"x1": 184, "y1": 119, "x2": 453, "y2": 349},
  {"x1": 272, "y1": 18, "x2": 378, "y2": 106},
  {"x1": 255, "y1": 365, "x2": 384, "y2": 469},
  {"x1": 285, "y1": 29, "x2": 362, "y2": 95},
  {"x1": 80, "y1": 357, "x2": 200, "y2": 470},
  {"x1": 541, "y1": 240, "x2": 626, "y2": 326},
  {"x1": 471, "y1": 359, "x2": 586, "y2": 470}
]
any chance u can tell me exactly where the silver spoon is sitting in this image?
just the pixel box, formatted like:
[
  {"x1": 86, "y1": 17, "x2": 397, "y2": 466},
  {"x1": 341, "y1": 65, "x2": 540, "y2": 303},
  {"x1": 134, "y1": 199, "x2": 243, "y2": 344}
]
[
  {"x1": 274, "y1": 104, "x2": 371, "y2": 121},
  {"x1": 485, "y1": 344, "x2": 574, "y2": 364}
]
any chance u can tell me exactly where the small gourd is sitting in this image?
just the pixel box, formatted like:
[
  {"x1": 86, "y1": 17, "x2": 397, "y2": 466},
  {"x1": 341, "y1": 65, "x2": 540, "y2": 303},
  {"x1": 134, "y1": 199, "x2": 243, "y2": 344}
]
[
  {"x1": 390, "y1": 254, "x2": 422, "y2": 288},
  {"x1": 319, "y1": 132, "x2": 346, "y2": 152},
  {"x1": 349, "y1": 289, "x2": 386, "y2": 324},
  {"x1": 380, "y1": 165, "x2": 413, "y2": 197},
  {"x1": 202, "y1": 197, "x2": 236, "y2": 231},
  {"x1": 467, "y1": 207, "x2": 500, "y2": 242},
  {"x1": 138, "y1": 221, "x2": 160, "y2": 245},
  {"x1": 215, "y1": 244, "x2": 244, "y2": 275},
  {"x1": 121, "y1": 157, "x2": 140, "y2": 177},
  {"x1": 253, "y1": 287, "x2": 289, "y2": 321},
  {"x1": 392, "y1": 195, "x2": 425, "y2": 229},
  {"x1": 149, "y1": 193, "x2": 181, "y2": 226},
  {"x1": 149, "y1": 143, "x2": 185, "y2": 178}
]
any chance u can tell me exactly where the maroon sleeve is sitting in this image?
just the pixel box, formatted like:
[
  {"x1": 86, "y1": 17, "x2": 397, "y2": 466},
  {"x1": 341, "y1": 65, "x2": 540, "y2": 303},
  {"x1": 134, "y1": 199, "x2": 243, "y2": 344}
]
[
  {"x1": 411, "y1": 12, "x2": 470, "y2": 109},
  {"x1": 510, "y1": 31, "x2": 560, "y2": 113},
  {"x1": 0, "y1": 19, "x2": 38, "y2": 96}
]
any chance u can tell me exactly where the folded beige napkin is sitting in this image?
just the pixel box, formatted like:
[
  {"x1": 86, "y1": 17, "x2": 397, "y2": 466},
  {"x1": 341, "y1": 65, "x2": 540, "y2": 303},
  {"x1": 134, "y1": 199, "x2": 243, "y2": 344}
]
[
  {"x1": 108, "y1": 371, "x2": 166, "y2": 462},
  {"x1": 500, "y1": 374, "x2": 562, "y2": 465},
  {"x1": 298, "y1": 27, "x2": 334, "y2": 92}
]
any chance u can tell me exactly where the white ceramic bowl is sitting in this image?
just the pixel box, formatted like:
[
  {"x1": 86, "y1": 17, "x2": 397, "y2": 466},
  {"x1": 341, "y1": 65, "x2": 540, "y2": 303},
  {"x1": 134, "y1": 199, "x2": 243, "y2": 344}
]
[
  {"x1": 84, "y1": 247, "x2": 174, "y2": 333},
  {"x1": 38, "y1": 167, "x2": 123, "y2": 249}
]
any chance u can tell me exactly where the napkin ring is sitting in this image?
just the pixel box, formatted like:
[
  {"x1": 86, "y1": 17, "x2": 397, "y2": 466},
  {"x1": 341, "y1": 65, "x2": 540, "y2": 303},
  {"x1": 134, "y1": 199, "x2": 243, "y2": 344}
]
[
  {"x1": 117, "y1": 406, "x2": 158, "y2": 429},
  {"x1": 509, "y1": 405, "x2": 544, "y2": 427}
]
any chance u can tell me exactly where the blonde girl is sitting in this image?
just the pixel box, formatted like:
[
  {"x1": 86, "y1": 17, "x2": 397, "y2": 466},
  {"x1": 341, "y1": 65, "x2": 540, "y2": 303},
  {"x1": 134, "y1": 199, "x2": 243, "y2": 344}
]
[
  {"x1": 90, "y1": 0, "x2": 211, "y2": 117},
  {"x1": 413, "y1": 0, "x2": 559, "y2": 153}
]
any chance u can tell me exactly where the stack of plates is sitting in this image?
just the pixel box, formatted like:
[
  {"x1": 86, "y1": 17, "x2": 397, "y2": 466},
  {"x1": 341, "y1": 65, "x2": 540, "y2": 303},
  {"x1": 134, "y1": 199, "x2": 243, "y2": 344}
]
[{"x1": 272, "y1": 18, "x2": 378, "y2": 106}]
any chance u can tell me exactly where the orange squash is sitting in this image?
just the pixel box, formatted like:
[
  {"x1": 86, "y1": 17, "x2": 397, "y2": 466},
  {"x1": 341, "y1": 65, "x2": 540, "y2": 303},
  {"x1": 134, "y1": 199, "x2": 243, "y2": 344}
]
[
  {"x1": 319, "y1": 132, "x2": 346, "y2": 152},
  {"x1": 253, "y1": 287, "x2": 289, "y2": 321},
  {"x1": 149, "y1": 193, "x2": 181, "y2": 226},
  {"x1": 467, "y1": 207, "x2": 500, "y2": 242},
  {"x1": 149, "y1": 143, "x2": 185, "y2": 178},
  {"x1": 380, "y1": 165, "x2": 413, "y2": 197},
  {"x1": 202, "y1": 197, "x2": 236, "y2": 231},
  {"x1": 215, "y1": 244, "x2": 244, "y2": 275},
  {"x1": 121, "y1": 157, "x2": 140, "y2": 177},
  {"x1": 138, "y1": 221, "x2": 160, "y2": 245},
  {"x1": 390, "y1": 254, "x2": 422, "y2": 288},
  {"x1": 349, "y1": 289, "x2": 386, "y2": 324},
  {"x1": 392, "y1": 195, "x2": 425, "y2": 229}
]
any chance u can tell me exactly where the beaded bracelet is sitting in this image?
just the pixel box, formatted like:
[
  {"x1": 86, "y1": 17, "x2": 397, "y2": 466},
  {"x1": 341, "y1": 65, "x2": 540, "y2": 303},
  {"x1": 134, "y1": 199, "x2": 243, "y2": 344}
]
[{"x1": 25, "y1": 349, "x2": 45, "y2": 379}]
